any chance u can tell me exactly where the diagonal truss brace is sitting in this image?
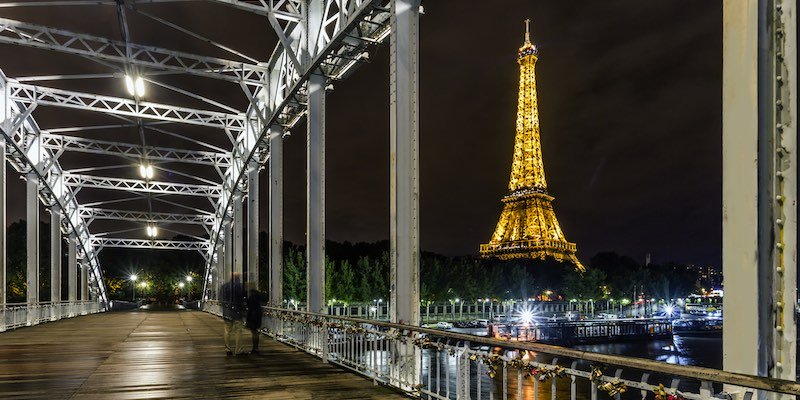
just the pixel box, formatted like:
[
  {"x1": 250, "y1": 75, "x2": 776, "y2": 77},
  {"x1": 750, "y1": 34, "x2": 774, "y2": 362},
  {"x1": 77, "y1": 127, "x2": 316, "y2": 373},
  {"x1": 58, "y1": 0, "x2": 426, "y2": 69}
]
[
  {"x1": 63, "y1": 173, "x2": 223, "y2": 197},
  {"x1": 0, "y1": 17, "x2": 267, "y2": 85},
  {"x1": 8, "y1": 82, "x2": 245, "y2": 131},
  {"x1": 40, "y1": 133, "x2": 231, "y2": 167},
  {"x1": 80, "y1": 207, "x2": 216, "y2": 226}
]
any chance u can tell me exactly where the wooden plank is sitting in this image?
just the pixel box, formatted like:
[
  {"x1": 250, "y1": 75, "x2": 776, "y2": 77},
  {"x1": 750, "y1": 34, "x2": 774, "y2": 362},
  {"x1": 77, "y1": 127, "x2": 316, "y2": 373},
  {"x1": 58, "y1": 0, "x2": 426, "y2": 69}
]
[{"x1": 0, "y1": 309, "x2": 408, "y2": 399}]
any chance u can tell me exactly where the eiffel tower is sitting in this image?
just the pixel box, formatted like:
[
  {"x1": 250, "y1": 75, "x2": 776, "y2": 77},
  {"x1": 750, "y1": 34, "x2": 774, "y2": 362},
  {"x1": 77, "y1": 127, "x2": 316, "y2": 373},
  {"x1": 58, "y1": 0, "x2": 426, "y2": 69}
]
[{"x1": 480, "y1": 20, "x2": 584, "y2": 271}]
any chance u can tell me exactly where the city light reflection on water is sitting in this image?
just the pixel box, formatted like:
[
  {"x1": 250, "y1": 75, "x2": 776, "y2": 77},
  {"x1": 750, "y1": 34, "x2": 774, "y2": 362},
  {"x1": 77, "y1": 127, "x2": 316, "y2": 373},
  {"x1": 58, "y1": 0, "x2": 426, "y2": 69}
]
[{"x1": 417, "y1": 337, "x2": 725, "y2": 399}]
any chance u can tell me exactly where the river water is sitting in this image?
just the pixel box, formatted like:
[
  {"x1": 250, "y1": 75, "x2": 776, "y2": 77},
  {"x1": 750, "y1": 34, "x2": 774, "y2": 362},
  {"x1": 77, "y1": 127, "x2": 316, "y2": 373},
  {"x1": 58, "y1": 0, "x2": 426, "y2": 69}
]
[{"x1": 574, "y1": 335, "x2": 723, "y2": 369}]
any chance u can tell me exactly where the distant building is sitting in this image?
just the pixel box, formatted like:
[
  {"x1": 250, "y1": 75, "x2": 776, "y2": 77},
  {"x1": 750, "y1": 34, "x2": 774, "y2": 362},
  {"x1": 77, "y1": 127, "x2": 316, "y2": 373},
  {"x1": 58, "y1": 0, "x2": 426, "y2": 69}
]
[{"x1": 685, "y1": 264, "x2": 722, "y2": 288}]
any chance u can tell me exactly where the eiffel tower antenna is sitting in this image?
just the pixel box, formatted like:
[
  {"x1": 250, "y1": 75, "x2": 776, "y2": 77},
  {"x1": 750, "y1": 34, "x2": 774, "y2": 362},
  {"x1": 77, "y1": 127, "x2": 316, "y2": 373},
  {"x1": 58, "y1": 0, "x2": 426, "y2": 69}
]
[
  {"x1": 524, "y1": 19, "x2": 531, "y2": 44},
  {"x1": 480, "y1": 28, "x2": 583, "y2": 271}
]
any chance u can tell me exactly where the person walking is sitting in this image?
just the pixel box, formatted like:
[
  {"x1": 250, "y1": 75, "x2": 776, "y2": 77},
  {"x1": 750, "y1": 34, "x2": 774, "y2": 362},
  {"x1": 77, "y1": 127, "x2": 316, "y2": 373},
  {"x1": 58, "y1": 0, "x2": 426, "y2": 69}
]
[
  {"x1": 246, "y1": 284, "x2": 266, "y2": 354},
  {"x1": 220, "y1": 272, "x2": 245, "y2": 355}
]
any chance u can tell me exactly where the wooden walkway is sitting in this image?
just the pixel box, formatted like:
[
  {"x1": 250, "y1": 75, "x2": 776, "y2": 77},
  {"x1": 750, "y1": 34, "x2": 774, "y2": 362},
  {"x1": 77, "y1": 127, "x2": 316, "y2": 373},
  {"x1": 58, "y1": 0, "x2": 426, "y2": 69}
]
[{"x1": 0, "y1": 308, "x2": 408, "y2": 399}]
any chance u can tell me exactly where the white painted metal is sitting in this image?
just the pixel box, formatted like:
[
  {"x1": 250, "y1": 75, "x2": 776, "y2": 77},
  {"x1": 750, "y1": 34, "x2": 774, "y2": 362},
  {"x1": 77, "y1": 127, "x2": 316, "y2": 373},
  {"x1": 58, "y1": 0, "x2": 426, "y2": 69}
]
[
  {"x1": 247, "y1": 162, "x2": 259, "y2": 289},
  {"x1": 233, "y1": 195, "x2": 244, "y2": 278},
  {"x1": 389, "y1": 0, "x2": 421, "y2": 390},
  {"x1": 40, "y1": 133, "x2": 231, "y2": 167},
  {"x1": 306, "y1": 72, "x2": 325, "y2": 314},
  {"x1": 0, "y1": 136, "x2": 5, "y2": 305},
  {"x1": 68, "y1": 235, "x2": 76, "y2": 303},
  {"x1": 0, "y1": 17, "x2": 267, "y2": 86},
  {"x1": 26, "y1": 172, "x2": 39, "y2": 318},
  {"x1": 90, "y1": 237, "x2": 210, "y2": 251},
  {"x1": 7, "y1": 83, "x2": 245, "y2": 131},
  {"x1": 62, "y1": 173, "x2": 222, "y2": 197},
  {"x1": 269, "y1": 126, "x2": 283, "y2": 306},
  {"x1": 80, "y1": 208, "x2": 215, "y2": 226},
  {"x1": 50, "y1": 206, "x2": 61, "y2": 303},
  {"x1": 722, "y1": 0, "x2": 798, "y2": 392},
  {"x1": 389, "y1": 0, "x2": 420, "y2": 327},
  {"x1": 772, "y1": 0, "x2": 796, "y2": 386},
  {"x1": 80, "y1": 262, "x2": 88, "y2": 301}
]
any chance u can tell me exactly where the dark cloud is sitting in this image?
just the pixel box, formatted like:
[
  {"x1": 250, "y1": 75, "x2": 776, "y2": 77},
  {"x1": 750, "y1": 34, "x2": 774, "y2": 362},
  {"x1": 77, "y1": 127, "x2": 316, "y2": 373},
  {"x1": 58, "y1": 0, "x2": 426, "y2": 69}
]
[{"x1": 0, "y1": 1, "x2": 722, "y2": 267}]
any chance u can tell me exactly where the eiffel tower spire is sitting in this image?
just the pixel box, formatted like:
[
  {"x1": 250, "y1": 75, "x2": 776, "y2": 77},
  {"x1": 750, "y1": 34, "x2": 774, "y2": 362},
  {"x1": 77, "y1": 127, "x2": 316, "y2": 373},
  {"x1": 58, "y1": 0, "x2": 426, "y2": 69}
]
[{"x1": 480, "y1": 21, "x2": 584, "y2": 271}]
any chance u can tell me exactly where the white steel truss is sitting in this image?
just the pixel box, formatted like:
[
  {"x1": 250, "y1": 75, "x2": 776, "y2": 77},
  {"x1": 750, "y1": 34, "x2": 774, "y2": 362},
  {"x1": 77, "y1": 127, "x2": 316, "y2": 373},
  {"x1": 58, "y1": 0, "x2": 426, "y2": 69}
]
[
  {"x1": 7, "y1": 83, "x2": 246, "y2": 131},
  {"x1": 91, "y1": 237, "x2": 210, "y2": 252},
  {"x1": 40, "y1": 133, "x2": 231, "y2": 167},
  {"x1": 62, "y1": 173, "x2": 222, "y2": 198},
  {"x1": 80, "y1": 207, "x2": 216, "y2": 226},
  {"x1": 0, "y1": 17, "x2": 267, "y2": 86}
]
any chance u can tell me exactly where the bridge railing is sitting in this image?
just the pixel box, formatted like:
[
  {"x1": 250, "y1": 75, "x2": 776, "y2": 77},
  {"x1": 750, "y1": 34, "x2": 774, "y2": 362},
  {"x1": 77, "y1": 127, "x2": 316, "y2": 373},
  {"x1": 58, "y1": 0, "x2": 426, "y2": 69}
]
[
  {"x1": 0, "y1": 301, "x2": 102, "y2": 331},
  {"x1": 201, "y1": 301, "x2": 800, "y2": 400}
]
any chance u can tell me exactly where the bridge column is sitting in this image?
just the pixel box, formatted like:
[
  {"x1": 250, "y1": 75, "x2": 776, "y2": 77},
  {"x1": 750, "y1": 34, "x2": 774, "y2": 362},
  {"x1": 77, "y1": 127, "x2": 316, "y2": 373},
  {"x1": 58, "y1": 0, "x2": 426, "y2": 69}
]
[
  {"x1": 247, "y1": 162, "x2": 259, "y2": 290},
  {"x1": 389, "y1": 0, "x2": 421, "y2": 390},
  {"x1": 306, "y1": 73, "x2": 325, "y2": 314},
  {"x1": 233, "y1": 197, "x2": 244, "y2": 281},
  {"x1": 26, "y1": 172, "x2": 39, "y2": 325},
  {"x1": 50, "y1": 206, "x2": 61, "y2": 312},
  {"x1": 49, "y1": 207, "x2": 61, "y2": 320},
  {"x1": 80, "y1": 261, "x2": 88, "y2": 302},
  {"x1": 67, "y1": 234, "x2": 76, "y2": 305},
  {"x1": 723, "y1": 0, "x2": 797, "y2": 394},
  {"x1": 224, "y1": 221, "x2": 232, "y2": 291},
  {"x1": 0, "y1": 136, "x2": 5, "y2": 306},
  {"x1": 269, "y1": 126, "x2": 283, "y2": 307}
]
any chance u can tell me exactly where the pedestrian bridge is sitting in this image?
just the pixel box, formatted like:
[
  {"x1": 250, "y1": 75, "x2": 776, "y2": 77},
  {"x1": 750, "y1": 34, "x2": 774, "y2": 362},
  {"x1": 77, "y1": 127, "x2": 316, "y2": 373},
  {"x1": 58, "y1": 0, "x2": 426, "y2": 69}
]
[
  {"x1": 2, "y1": 304, "x2": 800, "y2": 400},
  {"x1": 0, "y1": 306, "x2": 405, "y2": 399}
]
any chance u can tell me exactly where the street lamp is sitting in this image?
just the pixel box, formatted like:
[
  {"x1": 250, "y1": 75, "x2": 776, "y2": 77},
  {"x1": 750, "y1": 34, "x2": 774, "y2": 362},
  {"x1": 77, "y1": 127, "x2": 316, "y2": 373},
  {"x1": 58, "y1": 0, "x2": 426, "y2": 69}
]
[
  {"x1": 130, "y1": 274, "x2": 138, "y2": 302},
  {"x1": 185, "y1": 276, "x2": 193, "y2": 301}
]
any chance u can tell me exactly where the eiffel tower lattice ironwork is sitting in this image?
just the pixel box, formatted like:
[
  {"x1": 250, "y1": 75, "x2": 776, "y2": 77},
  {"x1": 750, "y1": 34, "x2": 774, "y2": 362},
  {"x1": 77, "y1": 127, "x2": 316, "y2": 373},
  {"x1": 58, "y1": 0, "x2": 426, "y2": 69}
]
[{"x1": 480, "y1": 20, "x2": 584, "y2": 271}]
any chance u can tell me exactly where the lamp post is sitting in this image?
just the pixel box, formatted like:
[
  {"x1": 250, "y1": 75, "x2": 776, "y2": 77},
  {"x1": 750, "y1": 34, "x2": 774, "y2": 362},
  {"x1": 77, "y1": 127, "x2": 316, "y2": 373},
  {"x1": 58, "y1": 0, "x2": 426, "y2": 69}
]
[
  {"x1": 185, "y1": 276, "x2": 193, "y2": 301},
  {"x1": 130, "y1": 274, "x2": 138, "y2": 302}
]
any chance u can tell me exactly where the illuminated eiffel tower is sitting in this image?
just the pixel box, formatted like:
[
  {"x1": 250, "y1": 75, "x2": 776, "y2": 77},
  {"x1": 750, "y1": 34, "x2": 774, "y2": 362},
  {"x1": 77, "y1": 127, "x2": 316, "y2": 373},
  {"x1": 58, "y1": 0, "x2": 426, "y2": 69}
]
[{"x1": 480, "y1": 20, "x2": 584, "y2": 271}]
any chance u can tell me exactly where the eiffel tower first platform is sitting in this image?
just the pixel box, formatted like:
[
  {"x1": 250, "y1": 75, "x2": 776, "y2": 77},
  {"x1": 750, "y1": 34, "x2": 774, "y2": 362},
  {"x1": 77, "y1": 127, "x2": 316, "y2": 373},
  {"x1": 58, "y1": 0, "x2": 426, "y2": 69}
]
[{"x1": 480, "y1": 21, "x2": 584, "y2": 271}]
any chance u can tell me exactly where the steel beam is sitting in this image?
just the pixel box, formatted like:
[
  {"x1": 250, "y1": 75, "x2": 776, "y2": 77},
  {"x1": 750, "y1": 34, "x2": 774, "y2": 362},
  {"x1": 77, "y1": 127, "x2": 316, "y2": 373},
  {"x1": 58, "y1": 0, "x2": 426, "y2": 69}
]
[
  {"x1": 0, "y1": 136, "x2": 5, "y2": 305},
  {"x1": 68, "y1": 234, "x2": 76, "y2": 302},
  {"x1": 63, "y1": 173, "x2": 222, "y2": 197},
  {"x1": 306, "y1": 72, "x2": 325, "y2": 314},
  {"x1": 80, "y1": 262, "x2": 88, "y2": 301},
  {"x1": 8, "y1": 83, "x2": 245, "y2": 131},
  {"x1": 269, "y1": 126, "x2": 283, "y2": 306},
  {"x1": 50, "y1": 206, "x2": 61, "y2": 303},
  {"x1": 723, "y1": 0, "x2": 797, "y2": 391},
  {"x1": 90, "y1": 237, "x2": 210, "y2": 251},
  {"x1": 247, "y1": 163, "x2": 259, "y2": 289},
  {"x1": 224, "y1": 221, "x2": 232, "y2": 285},
  {"x1": 26, "y1": 172, "x2": 39, "y2": 316},
  {"x1": 233, "y1": 195, "x2": 244, "y2": 280},
  {"x1": 40, "y1": 133, "x2": 231, "y2": 167},
  {"x1": 80, "y1": 207, "x2": 215, "y2": 226},
  {"x1": 0, "y1": 17, "x2": 267, "y2": 85},
  {"x1": 389, "y1": 0, "x2": 421, "y2": 389}
]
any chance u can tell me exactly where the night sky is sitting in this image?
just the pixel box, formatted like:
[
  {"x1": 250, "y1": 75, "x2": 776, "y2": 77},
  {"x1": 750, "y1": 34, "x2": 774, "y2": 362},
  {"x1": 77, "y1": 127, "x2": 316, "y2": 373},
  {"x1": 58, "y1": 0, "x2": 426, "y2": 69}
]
[{"x1": 0, "y1": 1, "x2": 722, "y2": 267}]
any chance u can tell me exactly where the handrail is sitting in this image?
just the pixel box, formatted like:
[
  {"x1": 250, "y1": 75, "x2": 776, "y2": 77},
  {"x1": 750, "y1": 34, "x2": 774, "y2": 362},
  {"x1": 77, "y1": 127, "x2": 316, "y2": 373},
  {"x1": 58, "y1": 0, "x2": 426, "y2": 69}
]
[{"x1": 259, "y1": 305, "x2": 800, "y2": 396}]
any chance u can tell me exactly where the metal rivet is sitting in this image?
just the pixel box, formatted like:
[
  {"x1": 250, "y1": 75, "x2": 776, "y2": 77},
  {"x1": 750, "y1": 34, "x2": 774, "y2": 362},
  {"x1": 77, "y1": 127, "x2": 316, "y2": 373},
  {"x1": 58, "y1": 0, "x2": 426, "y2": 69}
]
[
  {"x1": 777, "y1": 301, "x2": 784, "y2": 309},
  {"x1": 777, "y1": 218, "x2": 784, "y2": 225},
  {"x1": 777, "y1": 326, "x2": 784, "y2": 333},
  {"x1": 776, "y1": 195, "x2": 784, "y2": 202},
  {"x1": 777, "y1": 266, "x2": 783, "y2": 273}
]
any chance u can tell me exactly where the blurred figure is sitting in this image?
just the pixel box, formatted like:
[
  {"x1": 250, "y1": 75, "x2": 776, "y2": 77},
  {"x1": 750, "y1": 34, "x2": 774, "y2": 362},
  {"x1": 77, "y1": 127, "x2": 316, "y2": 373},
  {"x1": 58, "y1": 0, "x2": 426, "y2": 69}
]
[
  {"x1": 246, "y1": 284, "x2": 266, "y2": 354},
  {"x1": 220, "y1": 272, "x2": 245, "y2": 355}
]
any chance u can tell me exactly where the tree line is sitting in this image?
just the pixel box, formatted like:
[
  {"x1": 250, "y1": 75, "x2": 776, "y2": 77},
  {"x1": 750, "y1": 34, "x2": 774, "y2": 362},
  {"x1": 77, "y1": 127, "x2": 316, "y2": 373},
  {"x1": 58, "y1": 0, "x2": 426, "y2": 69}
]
[{"x1": 2, "y1": 221, "x2": 704, "y2": 304}]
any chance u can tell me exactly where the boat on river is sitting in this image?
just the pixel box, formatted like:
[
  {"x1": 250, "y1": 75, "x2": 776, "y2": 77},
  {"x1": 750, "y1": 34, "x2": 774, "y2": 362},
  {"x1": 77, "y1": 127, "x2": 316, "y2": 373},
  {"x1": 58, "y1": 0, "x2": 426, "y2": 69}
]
[{"x1": 671, "y1": 318, "x2": 723, "y2": 337}]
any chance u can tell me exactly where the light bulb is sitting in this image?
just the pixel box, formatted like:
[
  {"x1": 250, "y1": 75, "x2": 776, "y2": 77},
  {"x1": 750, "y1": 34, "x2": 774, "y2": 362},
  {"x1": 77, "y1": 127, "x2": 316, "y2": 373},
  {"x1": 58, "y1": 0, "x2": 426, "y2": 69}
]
[
  {"x1": 139, "y1": 164, "x2": 147, "y2": 179},
  {"x1": 135, "y1": 76, "x2": 145, "y2": 97},
  {"x1": 125, "y1": 75, "x2": 135, "y2": 96},
  {"x1": 146, "y1": 165, "x2": 154, "y2": 180}
]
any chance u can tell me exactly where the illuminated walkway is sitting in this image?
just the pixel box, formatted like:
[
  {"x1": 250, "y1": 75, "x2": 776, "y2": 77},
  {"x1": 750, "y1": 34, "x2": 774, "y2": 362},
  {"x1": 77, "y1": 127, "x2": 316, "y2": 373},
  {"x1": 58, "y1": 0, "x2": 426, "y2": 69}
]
[{"x1": 0, "y1": 309, "x2": 406, "y2": 399}]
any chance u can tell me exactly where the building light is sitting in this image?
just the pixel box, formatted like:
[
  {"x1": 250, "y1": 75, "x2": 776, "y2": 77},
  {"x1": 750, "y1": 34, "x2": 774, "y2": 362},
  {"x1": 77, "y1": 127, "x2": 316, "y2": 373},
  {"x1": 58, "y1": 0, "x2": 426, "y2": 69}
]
[
  {"x1": 134, "y1": 76, "x2": 145, "y2": 97},
  {"x1": 139, "y1": 163, "x2": 154, "y2": 180},
  {"x1": 125, "y1": 75, "x2": 135, "y2": 96}
]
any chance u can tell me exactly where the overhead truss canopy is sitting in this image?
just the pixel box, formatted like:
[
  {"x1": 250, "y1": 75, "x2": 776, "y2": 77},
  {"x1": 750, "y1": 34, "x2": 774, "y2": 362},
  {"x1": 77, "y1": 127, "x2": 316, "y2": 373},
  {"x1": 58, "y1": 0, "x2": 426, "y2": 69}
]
[{"x1": 0, "y1": 0, "x2": 398, "y2": 305}]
